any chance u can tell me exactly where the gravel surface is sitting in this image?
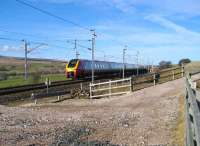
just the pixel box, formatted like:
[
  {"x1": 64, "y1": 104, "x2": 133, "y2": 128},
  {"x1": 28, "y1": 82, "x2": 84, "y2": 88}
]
[{"x1": 0, "y1": 78, "x2": 185, "y2": 146}]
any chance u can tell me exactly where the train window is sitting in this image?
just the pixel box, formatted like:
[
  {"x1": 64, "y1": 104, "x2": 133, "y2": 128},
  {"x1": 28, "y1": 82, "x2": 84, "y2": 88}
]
[
  {"x1": 68, "y1": 59, "x2": 78, "y2": 68},
  {"x1": 85, "y1": 61, "x2": 91, "y2": 70}
]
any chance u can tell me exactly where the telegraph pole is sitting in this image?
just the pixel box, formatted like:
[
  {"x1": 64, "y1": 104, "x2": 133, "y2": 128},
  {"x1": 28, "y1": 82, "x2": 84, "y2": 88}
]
[
  {"x1": 122, "y1": 46, "x2": 127, "y2": 79},
  {"x1": 91, "y1": 29, "x2": 96, "y2": 83}
]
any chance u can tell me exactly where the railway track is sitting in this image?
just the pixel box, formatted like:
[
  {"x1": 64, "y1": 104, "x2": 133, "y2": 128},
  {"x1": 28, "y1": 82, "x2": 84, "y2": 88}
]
[
  {"x1": 0, "y1": 79, "x2": 85, "y2": 96},
  {"x1": 0, "y1": 77, "x2": 113, "y2": 104},
  {"x1": 0, "y1": 68, "x2": 180, "y2": 104},
  {"x1": 0, "y1": 75, "x2": 123, "y2": 96}
]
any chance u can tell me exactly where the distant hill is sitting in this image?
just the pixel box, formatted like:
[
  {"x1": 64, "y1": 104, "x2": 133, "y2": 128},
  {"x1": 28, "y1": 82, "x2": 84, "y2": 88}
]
[
  {"x1": 0, "y1": 55, "x2": 67, "y2": 74},
  {"x1": 0, "y1": 55, "x2": 67, "y2": 63}
]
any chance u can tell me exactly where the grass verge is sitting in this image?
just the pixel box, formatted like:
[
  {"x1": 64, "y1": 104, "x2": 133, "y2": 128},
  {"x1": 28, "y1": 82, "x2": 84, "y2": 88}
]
[{"x1": 172, "y1": 95, "x2": 185, "y2": 146}]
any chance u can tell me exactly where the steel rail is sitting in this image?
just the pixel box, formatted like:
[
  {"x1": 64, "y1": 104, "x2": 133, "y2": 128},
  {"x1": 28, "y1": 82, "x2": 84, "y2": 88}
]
[{"x1": 0, "y1": 80, "x2": 84, "y2": 95}]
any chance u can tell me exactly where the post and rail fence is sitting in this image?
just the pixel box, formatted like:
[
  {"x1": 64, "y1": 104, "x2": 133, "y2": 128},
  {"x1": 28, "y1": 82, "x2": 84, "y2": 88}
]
[
  {"x1": 89, "y1": 66, "x2": 184, "y2": 99},
  {"x1": 89, "y1": 66, "x2": 200, "y2": 145},
  {"x1": 185, "y1": 73, "x2": 200, "y2": 146},
  {"x1": 90, "y1": 77, "x2": 132, "y2": 99}
]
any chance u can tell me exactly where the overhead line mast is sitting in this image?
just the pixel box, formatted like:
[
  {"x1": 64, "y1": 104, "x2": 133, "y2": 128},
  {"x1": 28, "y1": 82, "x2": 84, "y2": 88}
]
[
  {"x1": 21, "y1": 40, "x2": 47, "y2": 80},
  {"x1": 123, "y1": 46, "x2": 127, "y2": 79},
  {"x1": 22, "y1": 40, "x2": 28, "y2": 80},
  {"x1": 13, "y1": 0, "x2": 135, "y2": 80},
  {"x1": 74, "y1": 39, "x2": 80, "y2": 59},
  {"x1": 91, "y1": 29, "x2": 96, "y2": 84}
]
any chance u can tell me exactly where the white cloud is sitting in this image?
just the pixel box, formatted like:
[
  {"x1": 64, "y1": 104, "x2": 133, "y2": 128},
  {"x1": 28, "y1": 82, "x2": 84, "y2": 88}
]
[
  {"x1": 143, "y1": 14, "x2": 200, "y2": 48},
  {"x1": 0, "y1": 45, "x2": 22, "y2": 51},
  {"x1": 144, "y1": 14, "x2": 200, "y2": 36},
  {"x1": 94, "y1": 19, "x2": 200, "y2": 46},
  {"x1": 105, "y1": 0, "x2": 135, "y2": 13},
  {"x1": 32, "y1": 0, "x2": 200, "y2": 16},
  {"x1": 9, "y1": 0, "x2": 200, "y2": 63}
]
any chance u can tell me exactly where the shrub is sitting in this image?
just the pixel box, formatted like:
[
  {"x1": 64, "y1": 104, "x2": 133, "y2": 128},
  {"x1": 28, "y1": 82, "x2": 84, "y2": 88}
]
[
  {"x1": 178, "y1": 58, "x2": 191, "y2": 66},
  {"x1": 159, "y1": 61, "x2": 172, "y2": 69},
  {"x1": 0, "y1": 73, "x2": 8, "y2": 81},
  {"x1": 0, "y1": 66, "x2": 9, "y2": 71}
]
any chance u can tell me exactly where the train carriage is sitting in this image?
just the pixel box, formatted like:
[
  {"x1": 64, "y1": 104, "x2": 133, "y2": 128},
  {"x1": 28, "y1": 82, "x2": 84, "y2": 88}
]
[{"x1": 66, "y1": 59, "x2": 148, "y2": 79}]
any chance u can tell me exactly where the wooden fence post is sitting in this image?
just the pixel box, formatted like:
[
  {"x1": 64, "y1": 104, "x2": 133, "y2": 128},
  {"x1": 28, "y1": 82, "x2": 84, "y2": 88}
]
[
  {"x1": 89, "y1": 83, "x2": 92, "y2": 99},
  {"x1": 182, "y1": 65, "x2": 184, "y2": 77},
  {"x1": 153, "y1": 74, "x2": 156, "y2": 86},
  {"x1": 109, "y1": 80, "x2": 111, "y2": 97},
  {"x1": 80, "y1": 83, "x2": 83, "y2": 90},
  {"x1": 130, "y1": 77, "x2": 133, "y2": 92}
]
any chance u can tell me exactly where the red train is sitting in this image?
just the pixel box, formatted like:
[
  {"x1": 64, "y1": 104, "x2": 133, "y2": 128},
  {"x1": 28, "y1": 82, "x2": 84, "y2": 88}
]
[{"x1": 65, "y1": 59, "x2": 148, "y2": 79}]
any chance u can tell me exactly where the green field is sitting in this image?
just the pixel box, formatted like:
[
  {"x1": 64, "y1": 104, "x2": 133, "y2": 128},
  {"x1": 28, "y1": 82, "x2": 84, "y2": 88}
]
[
  {"x1": 0, "y1": 56, "x2": 68, "y2": 88},
  {"x1": 0, "y1": 74, "x2": 70, "y2": 88}
]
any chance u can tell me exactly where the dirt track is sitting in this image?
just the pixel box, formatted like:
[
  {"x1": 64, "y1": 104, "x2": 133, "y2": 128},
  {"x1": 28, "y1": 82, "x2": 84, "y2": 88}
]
[{"x1": 0, "y1": 78, "x2": 185, "y2": 146}]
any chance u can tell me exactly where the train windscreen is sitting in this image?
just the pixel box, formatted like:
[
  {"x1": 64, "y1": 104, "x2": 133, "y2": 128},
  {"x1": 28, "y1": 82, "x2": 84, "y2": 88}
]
[{"x1": 68, "y1": 59, "x2": 78, "y2": 68}]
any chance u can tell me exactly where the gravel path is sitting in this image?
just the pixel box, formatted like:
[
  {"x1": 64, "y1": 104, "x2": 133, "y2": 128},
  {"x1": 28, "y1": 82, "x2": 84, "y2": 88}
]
[{"x1": 0, "y1": 78, "x2": 185, "y2": 146}]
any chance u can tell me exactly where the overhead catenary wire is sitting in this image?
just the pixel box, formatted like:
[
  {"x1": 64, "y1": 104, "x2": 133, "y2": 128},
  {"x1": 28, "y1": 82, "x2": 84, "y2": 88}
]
[
  {"x1": 0, "y1": 36, "x2": 121, "y2": 62},
  {"x1": 15, "y1": 0, "x2": 128, "y2": 47},
  {"x1": 0, "y1": 27, "x2": 92, "y2": 50},
  {"x1": 0, "y1": 36, "x2": 48, "y2": 46},
  {"x1": 0, "y1": 36, "x2": 134, "y2": 62},
  {"x1": 0, "y1": 37, "x2": 92, "y2": 60},
  {"x1": 0, "y1": 36, "x2": 93, "y2": 61},
  {"x1": 15, "y1": 0, "x2": 91, "y2": 31},
  {"x1": 0, "y1": 37, "x2": 21, "y2": 42},
  {"x1": 0, "y1": 27, "x2": 89, "y2": 42},
  {"x1": 3, "y1": 0, "x2": 135, "y2": 63},
  {"x1": 0, "y1": 28, "x2": 43, "y2": 38},
  {"x1": 15, "y1": 0, "x2": 127, "y2": 46},
  {"x1": 0, "y1": 36, "x2": 86, "y2": 50}
]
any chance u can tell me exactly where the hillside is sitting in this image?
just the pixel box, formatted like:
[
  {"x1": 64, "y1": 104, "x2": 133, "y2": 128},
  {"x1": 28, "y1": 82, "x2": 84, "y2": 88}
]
[
  {"x1": 184, "y1": 61, "x2": 200, "y2": 74},
  {"x1": 0, "y1": 56, "x2": 67, "y2": 74}
]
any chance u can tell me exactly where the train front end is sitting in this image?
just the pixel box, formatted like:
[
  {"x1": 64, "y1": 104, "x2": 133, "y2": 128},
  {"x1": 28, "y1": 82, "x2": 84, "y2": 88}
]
[{"x1": 66, "y1": 59, "x2": 79, "y2": 79}]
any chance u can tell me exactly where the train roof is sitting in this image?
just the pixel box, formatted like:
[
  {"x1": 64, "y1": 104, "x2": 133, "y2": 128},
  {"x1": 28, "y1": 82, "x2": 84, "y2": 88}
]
[{"x1": 70, "y1": 59, "x2": 137, "y2": 65}]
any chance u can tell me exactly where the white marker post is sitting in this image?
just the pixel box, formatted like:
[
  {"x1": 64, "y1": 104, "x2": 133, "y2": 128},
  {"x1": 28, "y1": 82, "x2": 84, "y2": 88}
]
[{"x1": 45, "y1": 77, "x2": 51, "y2": 94}]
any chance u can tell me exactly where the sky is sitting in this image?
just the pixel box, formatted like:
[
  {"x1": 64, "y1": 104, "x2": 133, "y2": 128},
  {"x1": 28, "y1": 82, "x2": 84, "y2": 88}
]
[{"x1": 1, "y1": 0, "x2": 200, "y2": 64}]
